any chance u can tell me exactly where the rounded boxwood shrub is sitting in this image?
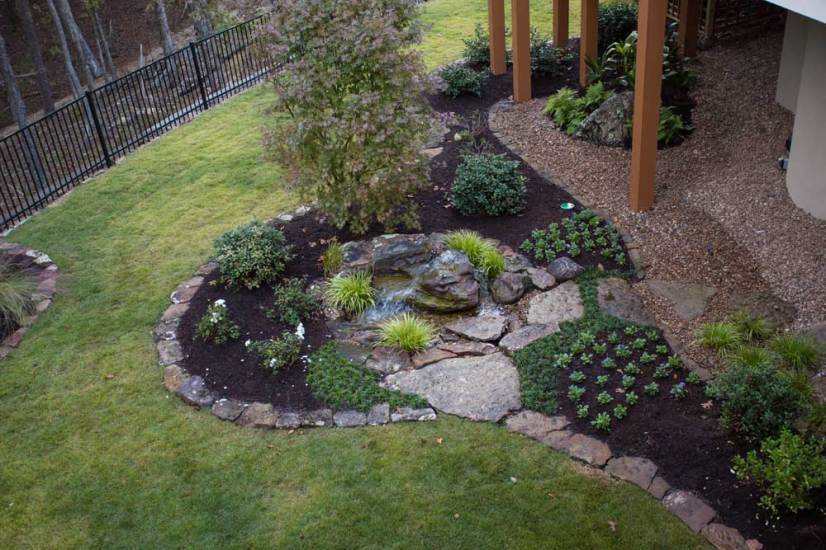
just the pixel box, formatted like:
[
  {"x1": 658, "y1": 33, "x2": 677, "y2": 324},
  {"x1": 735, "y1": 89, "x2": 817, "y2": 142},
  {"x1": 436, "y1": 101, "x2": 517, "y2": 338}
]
[
  {"x1": 214, "y1": 221, "x2": 293, "y2": 289},
  {"x1": 598, "y1": 0, "x2": 638, "y2": 54},
  {"x1": 450, "y1": 153, "x2": 527, "y2": 216},
  {"x1": 440, "y1": 64, "x2": 488, "y2": 98}
]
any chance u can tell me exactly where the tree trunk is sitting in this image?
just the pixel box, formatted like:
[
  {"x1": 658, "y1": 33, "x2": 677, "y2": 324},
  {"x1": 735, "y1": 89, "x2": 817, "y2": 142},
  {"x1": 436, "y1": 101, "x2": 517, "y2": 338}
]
[
  {"x1": 15, "y1": 0, "x2": 55, "y2": 113},
  {"x1": 92, "y1": 8, "x2": 116, "y2": 81},
  {"x1": 0, "y1": 29, "x2": 28, "y2": 128},
  {"x1": 191, "y1": 0, "x2": 213, "y2": 39},
  {"x1": 53, "y1": 0, "x2": 102, "y2": 86},
  {"x1": 156, "y1": 0, "x2": 176, "y2": 56},
  {"x1": 46, "y1": 0, "x2": 83, "y2": 99}
]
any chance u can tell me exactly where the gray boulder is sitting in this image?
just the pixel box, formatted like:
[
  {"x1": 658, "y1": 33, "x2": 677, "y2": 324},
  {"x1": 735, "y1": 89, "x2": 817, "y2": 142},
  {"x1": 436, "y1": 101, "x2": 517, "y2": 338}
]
[
  {"x1": 371, "y1": 234, "x2": 432, "y2": 275},
  {"x1": 176, "y1": 376, "x2": 215, "y2": 408},
  {"x1": 491, "y1": 271, "x2": 530, "y2": 304},
  {"x1": 574, "y1": 91, "x2": 634, "y2": 147},
  {"x1": 408, "y1": 250, "x2": 480, "y2": 312},
  {"x1": 444, "y1": 315, "x2": 508, "y2": 342},
  {"x1": 547, "y1": 256, "x2": 584, "y2": 281}
]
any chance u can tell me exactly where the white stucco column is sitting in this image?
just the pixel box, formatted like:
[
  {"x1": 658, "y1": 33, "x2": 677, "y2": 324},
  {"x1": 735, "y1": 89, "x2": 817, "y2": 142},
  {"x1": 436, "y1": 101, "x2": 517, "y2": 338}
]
[
  {"x1": 776, "y1": 12, "x2": 807, "y2": 111},
  {"x1": 787, "y1": 18, "x2": 826, "y2": 220}
]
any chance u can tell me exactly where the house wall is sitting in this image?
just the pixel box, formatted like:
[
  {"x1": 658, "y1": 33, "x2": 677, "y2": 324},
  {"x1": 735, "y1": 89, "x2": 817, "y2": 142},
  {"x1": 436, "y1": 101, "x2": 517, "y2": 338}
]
[
  {"x1": 776, "y1": 12, "x2": 806, "y2": 111},
  {"x1": 785, "y1": 16, "x2": 826, "y2": 220}
]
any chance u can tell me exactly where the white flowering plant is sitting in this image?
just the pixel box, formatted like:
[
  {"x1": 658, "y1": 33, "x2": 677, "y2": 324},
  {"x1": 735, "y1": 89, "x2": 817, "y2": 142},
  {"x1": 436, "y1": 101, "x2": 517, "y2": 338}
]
[
  {"x1": 246, "y1": 333, "x2": 303, "y2": 372},
  {"x1": 195, "y1": 299, "x2": 240, "y2": 344}
]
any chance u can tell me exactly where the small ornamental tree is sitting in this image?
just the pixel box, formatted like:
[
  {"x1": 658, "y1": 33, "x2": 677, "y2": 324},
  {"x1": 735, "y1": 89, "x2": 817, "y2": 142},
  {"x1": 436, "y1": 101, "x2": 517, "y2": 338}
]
[{"x1": 264, "y1": 0, "x2": 431, "y2": 234}]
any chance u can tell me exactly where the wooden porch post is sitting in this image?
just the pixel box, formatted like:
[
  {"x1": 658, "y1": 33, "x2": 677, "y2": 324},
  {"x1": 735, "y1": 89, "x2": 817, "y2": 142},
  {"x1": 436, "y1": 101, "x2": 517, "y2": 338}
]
[
  {"x1": 553, "y1": 0, "x2": 569, "y2": 47},
  {"x1": 678, "y1": 0, "x2": 700, "y2": 57},
  {"x1": 629, "y1": 0, "x2": 667, "y2": 211},
  {"x1": 512, "y1": 0, "x2": 531, "y2": 102},
  {"x1": 579, "y1": 0, "x2": 598, "y2": 88},
  {"x1": 488, "y1": 0, "x2": 507, "y2": 75}
]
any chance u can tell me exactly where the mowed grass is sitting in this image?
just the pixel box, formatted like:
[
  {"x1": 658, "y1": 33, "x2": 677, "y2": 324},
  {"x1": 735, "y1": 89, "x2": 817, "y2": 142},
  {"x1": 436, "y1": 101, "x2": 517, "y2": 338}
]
[{"x1": 0, "y1": 2, "x2": 704, "y2": 548}]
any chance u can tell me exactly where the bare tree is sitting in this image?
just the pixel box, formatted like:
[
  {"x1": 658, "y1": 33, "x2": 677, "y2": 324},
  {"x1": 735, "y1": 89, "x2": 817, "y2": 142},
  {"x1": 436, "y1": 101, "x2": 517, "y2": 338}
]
[
  {"x1": 190, "y1": 0, "x2": 213, "y2": 39},
  {"x1": 45, "y1": 0, "x2": 83, "y2": 99},
  {"x1": 91, "y1": 7, "x2": 116, "y2": 81},
  {"x1": 155, "y1": 0, "x2": 176, "y2": 56},
  {"x1": 53, "y1": 0, "x2": 102, "y2": 88},
  {"x1": 15, "y1": 0, "x2": 55, "y2": 113},
  {"x1": 0, "y1": 28, "x2": 28, "y2": 128}
]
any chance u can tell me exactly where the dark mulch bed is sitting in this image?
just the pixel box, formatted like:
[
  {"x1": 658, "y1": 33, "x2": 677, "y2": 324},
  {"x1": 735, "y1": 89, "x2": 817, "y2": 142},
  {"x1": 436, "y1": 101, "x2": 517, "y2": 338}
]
[
  {"x1": 552, "y1": 329, "x2": 826, "y2": 549},
  {"x1": 178, "y1": 58, "x2": 617, "y2": 409}
]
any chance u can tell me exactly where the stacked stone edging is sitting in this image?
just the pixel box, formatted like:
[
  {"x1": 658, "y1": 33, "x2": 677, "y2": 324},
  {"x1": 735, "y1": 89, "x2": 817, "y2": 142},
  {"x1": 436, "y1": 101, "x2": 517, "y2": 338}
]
[{"x1": 0, "y1": 242, "x2": 59, "y2": 359}]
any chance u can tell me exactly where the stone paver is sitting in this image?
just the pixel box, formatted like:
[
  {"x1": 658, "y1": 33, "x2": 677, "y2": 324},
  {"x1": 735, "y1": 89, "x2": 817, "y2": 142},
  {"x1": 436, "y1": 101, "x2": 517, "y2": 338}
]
[
  {"x1": 211, "y1": 398, "x2": 245, "y2": 421},
  {"x1": 559, "y1": 433, "x2": 613, "y2": 466},
  {"x1": 176, "y1": 376, "x2": 215, "y2": 408},
  {"x1": 301, "y1": 409, "x2": 333, "y2": 427},
  {"x1": 412, "y1": 347, "x2": 456, "y2": 368},
  {"x1": 526, "y1": 267, "x2": 556, "y2": 290},
  {"x1": 701, "y1": 523, "x2": 748, "y2": 550},
  {"x1": 237, "y1": 402, "x2": 278, "y2": 428},
  {"x1": 648, "y1": 476, "x2": 671, "y2": 499},
  {"x1": 605, "y1": 456, "x2": 658, "y2": 490},
  {"x1": 383, "y1": 352, "x2": 521, "y2": 422},
  {"x1": 367, "y1": 403, "x2": 390, "y2": 425},
  {"x1": 163, "y1": 365, "x2": 187, "y2": 392},
  {"x1": 662, "y1": 490, "x2": 717, "y2": 533},
  {"x1": 437, "y1": 340, "x2": 497, "y2": 356},
  {"x1": 597, "y1": 277, "x2": 655, "y2": 326},
  {"x1": 444, "y1": 315, "x2": 508, "y2": 342},
  {"x1": 505, "y1": 411, "x2": 570, "y2": 440},
  {"x1": 390, "y1": 407, "x2": 437, "y2": 422},
  {"x1": 646, "y1": 280, "x2": 717, "y2": 321},
  {"x1": 527, "y1": 281, "x2": 584, "y2": 325},
  {"x1": 499, "y1": 323, "x2": 560, "y2": 354},
  {"x1": 334, "y1": 410, "x2": 368, "y2": 427}
]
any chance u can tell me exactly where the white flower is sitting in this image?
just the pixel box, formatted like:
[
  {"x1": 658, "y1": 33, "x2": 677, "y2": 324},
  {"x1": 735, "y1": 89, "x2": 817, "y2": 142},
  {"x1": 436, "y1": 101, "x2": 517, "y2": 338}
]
[
  {"x1": 294, "y1": 322, "x2": 305, "y2": 340},
  {"x1": 269, "y1": 358, "x2": 277, "y2": 367},
  {"x1": 214, "y1": 299, "x2": 226, "y2": 307},
  {"x1": 244, "y1": 339, "x2": 251, "y2": 347}
]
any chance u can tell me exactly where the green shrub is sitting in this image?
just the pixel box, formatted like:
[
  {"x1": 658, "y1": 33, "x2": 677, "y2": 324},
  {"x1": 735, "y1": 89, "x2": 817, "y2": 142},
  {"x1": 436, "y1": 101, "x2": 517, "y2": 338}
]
[
  {"x1": 324, "y1": 272, "x2": 375, "y2": 317},
  {"x1": 379, "y1": 313, "x2": 436, "y2": 353},
  {"x1": 696, "y1": 322, "x2": 741, "y2": 351},
  {"x1": 598, "y1": 0, "x2": 638, "y2": 54},
  {"x1": 265, "y1": 0, "x2": 431, "y2": 234},
  {"x1": 307, "y1": 343, "x2": 428, "y2": 411},
  {"x1": 322, "y1": 239, "x2": 344, "y2": 277},
  {"x1": 657, "y1": 106, "x2": 690, "y2": 145},
  {"x1": 769, "y1": 334, "x2": 823, "y2": 373},
  {"x1": 267, "y1": 278, "x2": 318, "y2": 327},
  {"x1": 214, "y1": 221, "x2": 293, "y2": 289},
  {"x1": 543, "y1": 84, "x2": 614, "y2": 136},
  {"x1": 529, "y1": 27, "x2": 572, "y2": 75},
  {"x1": 450, "y1": 153, "x2": 527, "y2": 216},
  {"x1": 710, "y1": 362, "x2": 809, "y2": 440},
  {"x1": 463, "y1": 23, "x2": 511, "y2": 66},
  {"x1": 246, "y1": 332, "x2": 303, "y2": 372},
  {"x1": 731, "y1": 311, "x2": 774, "y2": 342},
  {"x1": 520, "y1": 209, "x2": 626, "y2": 265},
  {"x1": 441, "y1": 64, "x2": 488, "y2": 98},
  {"x1": 444, "y1": 230, "x2": 505, "y2": 278},
  {"x1": 733, "y1": 430, "x2": 826, "y2": 516},
  {"x1": 196, "y1": 299, "x2": 240, "y2": 344},
  {"x1": 0, "y1": 264, "x2": 35, "y2": 333}
]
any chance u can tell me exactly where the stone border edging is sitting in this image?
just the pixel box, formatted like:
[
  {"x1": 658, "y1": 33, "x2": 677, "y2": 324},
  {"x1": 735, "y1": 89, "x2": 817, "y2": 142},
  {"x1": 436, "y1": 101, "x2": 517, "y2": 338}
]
[
  {"x1": 154, "y1": 204, "x2": 437, "y2": 430},
  {"x1": 0, "y1": 241, "x2": 59, "y2": 359}
]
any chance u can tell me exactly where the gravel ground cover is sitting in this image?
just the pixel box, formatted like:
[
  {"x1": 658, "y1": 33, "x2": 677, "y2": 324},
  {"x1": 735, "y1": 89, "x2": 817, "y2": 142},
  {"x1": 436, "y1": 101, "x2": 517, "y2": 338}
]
[{"x1": 490, "y1": 30, "x2": 826, "y2": 365}]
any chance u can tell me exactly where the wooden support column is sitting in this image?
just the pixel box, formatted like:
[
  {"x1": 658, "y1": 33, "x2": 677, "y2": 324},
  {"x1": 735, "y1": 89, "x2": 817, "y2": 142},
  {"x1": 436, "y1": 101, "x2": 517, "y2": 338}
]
[
  {"x1": 629, "y1": 0, "x2": 667, "y2": 211},
  {"x1": 579, "y1": 0, "x2": 598, "y2": 88},
  {"x1": 488, "y1": 0, "x2": 507, "y2": 75},
  {"x1": 511, "y1": 0, "x2": 531, "y2": 102},
  {"x1": 553, "y1": 0, "x2": 569, "y2": 47},
  {"x1": 678, "y1": 0, "x2": 700, "y2": 57}
]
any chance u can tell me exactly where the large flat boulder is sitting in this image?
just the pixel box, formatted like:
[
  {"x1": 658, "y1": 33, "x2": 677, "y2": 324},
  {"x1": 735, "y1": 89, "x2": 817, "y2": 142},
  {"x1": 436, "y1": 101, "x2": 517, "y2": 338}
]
[
  {"x1": 527, "y1": 281, "x2": 584, "y2": 325},
  {"x1": 499, "y1": 323, "x2": 560, "y2": 354},
  {"x1": 646, "y1": 280, "x2": 717, "y2": 321},
  {"x1": 371, "y1": 234, "x2": 432, "y2": 275},
  {"x1": 597, "y1": 277, "x2": 654, "y2": 326},
  {"x1": 574, "y1": 91, "x2": 634, "y2": 147},
  {"x1": 383, "y1": 352, "x2": 521, "y2": 422},
  {"x1": 444, "y1": 315, "x2": 508, "y2": 342},
  {"x1": 408, "y1": 250, "x2": 480, "y2": 312}
]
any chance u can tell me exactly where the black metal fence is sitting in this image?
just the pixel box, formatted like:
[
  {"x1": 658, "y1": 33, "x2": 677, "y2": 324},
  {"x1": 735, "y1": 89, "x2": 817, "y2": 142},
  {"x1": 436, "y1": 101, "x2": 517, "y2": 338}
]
[{"x1": 0, "y1": 15, "x2": 271, "y2": 231}]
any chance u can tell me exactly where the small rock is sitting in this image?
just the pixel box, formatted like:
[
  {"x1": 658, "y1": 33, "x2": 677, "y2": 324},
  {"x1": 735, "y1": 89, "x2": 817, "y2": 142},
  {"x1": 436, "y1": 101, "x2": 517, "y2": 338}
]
[
  {"x1": 547, "y1": 257, "x2": 584, "y2": 281},
  {"x1": 499, "y1": 323, "x2": 560, "y2": 354},
  {"x1": 648, "y1": 476, "x2": 671, "y2": 499},
  {"x1": 605, "y1": 456, "x2": 658, "y2": 490},
  {"x1": 421, "y1": 147, "x2": 443, "y2": 159},
  {"x1": 437, "y1": 340, "x2": 498, "y2": 356},
  {"x1": 154, "y1": 319, "x2": 180, "y2": 341},
  {"x1": 412, "y1": 347, "x2": 456, "y2": 368},
  {"x1": 444, "y1": 315, "x2": 508, "y2": 342},
  {"x1": 301, "y1": 408, "x2": 334, "y2": 427},
  {"x1": 505, "y1": 411, "x2": 570, "y2": 440},
  {"x1": 163, "y1": 364, "x2": 188, "y2": 392},
  {"x1": 745, "y1": 540, "x2": 763, "y2": 550},
  {"x1": 367, "y1": 403, "x2": 390, "y2": 425},
  {"x1": 176, "y1": 376, "x2": 215, "y2": 408},
  {"x1": 390, "y1": 407, "x2": 437, "y2": 422},
  {"x1": 276, "y1": 411, "x2": 302, "y2": 429},
  {"x1": 237, "y1": 402, "x2": 279, "y2": 428},
  {"x1": 157, "y1": 339, "x2": 183, "y2": 366},
  {"x1": 491, "y1": 272, "x2": 530, "y2": 304},
  {"x1": 701, "y1": 523, "x2": 748, "y2": 550},
  {"x1": 366, "y1": 347, "x2": 412, "y2": 374},
  {"x1": 504, "y1": 253, "x2": 532, "y2": 273},
  {"x1": 527, "y1": 281, "x2": 584, "y2": 325},
  {"x1": 334, "y1": 410, "x2": 368, "y2": 427},
  {"x1": 526, "y1": 267, "x2": 556, "y2": 290},
  {"x1": 212, "y1": 398, "x2": 245, "y2": 421},
  {"x1": 662, "y1": 490, "x2": 717, "y2": 533}
]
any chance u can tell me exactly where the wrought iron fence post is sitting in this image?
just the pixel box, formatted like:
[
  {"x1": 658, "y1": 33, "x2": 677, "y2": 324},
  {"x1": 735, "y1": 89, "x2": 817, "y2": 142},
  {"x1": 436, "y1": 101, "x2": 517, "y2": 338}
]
[
  {"x1": 190, "y1": 42, "x2": 210, "y2": 111},
  {"x1": 85, "y1": 91, "x2": 112, "y2": 168}
]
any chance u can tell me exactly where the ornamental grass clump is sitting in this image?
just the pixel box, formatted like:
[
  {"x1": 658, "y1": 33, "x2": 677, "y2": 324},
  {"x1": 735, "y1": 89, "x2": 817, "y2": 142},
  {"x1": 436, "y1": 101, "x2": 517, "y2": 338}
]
[
  {"x1": 379, "y1": 313, "x2": 436, "y2": 353},
  {"x1": 214, "y1": 221, "x2": 293, "y2": 289},
  {"x1": 0, "y1": 263, "x2": 35, "y2": 334},
  {"x1": 450, "y1": 153, "x2": 527, "y2": 216},
  {"x1": 264, "y1": 0, "x2": 431, "y2": 234},
  {"x1": 695, "y1": 322, "x2": 741, "y2": 351},
  {"x1": 444, "y1": 230, "x2": 505, "y2": 279},
  {"x1": 324, "y1": 272, "x2": 375, "y2": 317},
  {"x1": 769, "y1": 333, "x2": 823, "y2": 373},
  {"x1": 321, "y1": 239, "x2": 344, "y2": 277}
]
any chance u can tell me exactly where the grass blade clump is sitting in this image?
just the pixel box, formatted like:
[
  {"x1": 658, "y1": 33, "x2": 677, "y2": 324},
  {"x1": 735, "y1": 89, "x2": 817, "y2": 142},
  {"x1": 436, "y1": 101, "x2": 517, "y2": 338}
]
[
  {"x1": 322, "y1": 238, "x2": 344, "y2": 277},
  {"x1": 731, "y1": 311, "x2": 774, "y2": 342},
  {"x1": 324, "y1": 271, "x2": 375, "y2": 316},
  {"x1": 696, "y1": 322, "x2": 741, "y2": 352},
  {"x1": 379, "y1": 313, "x2": 436, "y2": 353},
  {"x1": 769, "y1": 334, "x2": 823, "y2": 373},
  {"x1": 0, "y1": 264, "x2": 36, "y2": 333},
  {"x1": 443, "y1": 230, "x2": 505, "y2": 279}
]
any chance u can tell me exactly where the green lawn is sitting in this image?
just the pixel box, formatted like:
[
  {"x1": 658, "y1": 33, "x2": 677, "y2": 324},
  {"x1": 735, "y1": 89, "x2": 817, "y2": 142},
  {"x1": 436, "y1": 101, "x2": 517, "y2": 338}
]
[{"x1": 0, "y1": 1, "x2": 704, "y2": 548}]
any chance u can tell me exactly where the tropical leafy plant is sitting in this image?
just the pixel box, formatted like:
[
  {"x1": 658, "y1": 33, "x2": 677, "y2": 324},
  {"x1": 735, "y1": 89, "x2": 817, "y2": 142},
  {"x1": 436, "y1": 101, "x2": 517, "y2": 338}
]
[
  {"x1": 657, "y1": 106, "x2": 691, "y2": 145},
  {"x1": 598, "y1": 0, "x2": 638, "y2": 54},
  {"x1": 378, "y1": 313, "x2": 436, "y2": 353},
  {"x1": 324, "y1": 272, "x2": 376, "y2": 317}
]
